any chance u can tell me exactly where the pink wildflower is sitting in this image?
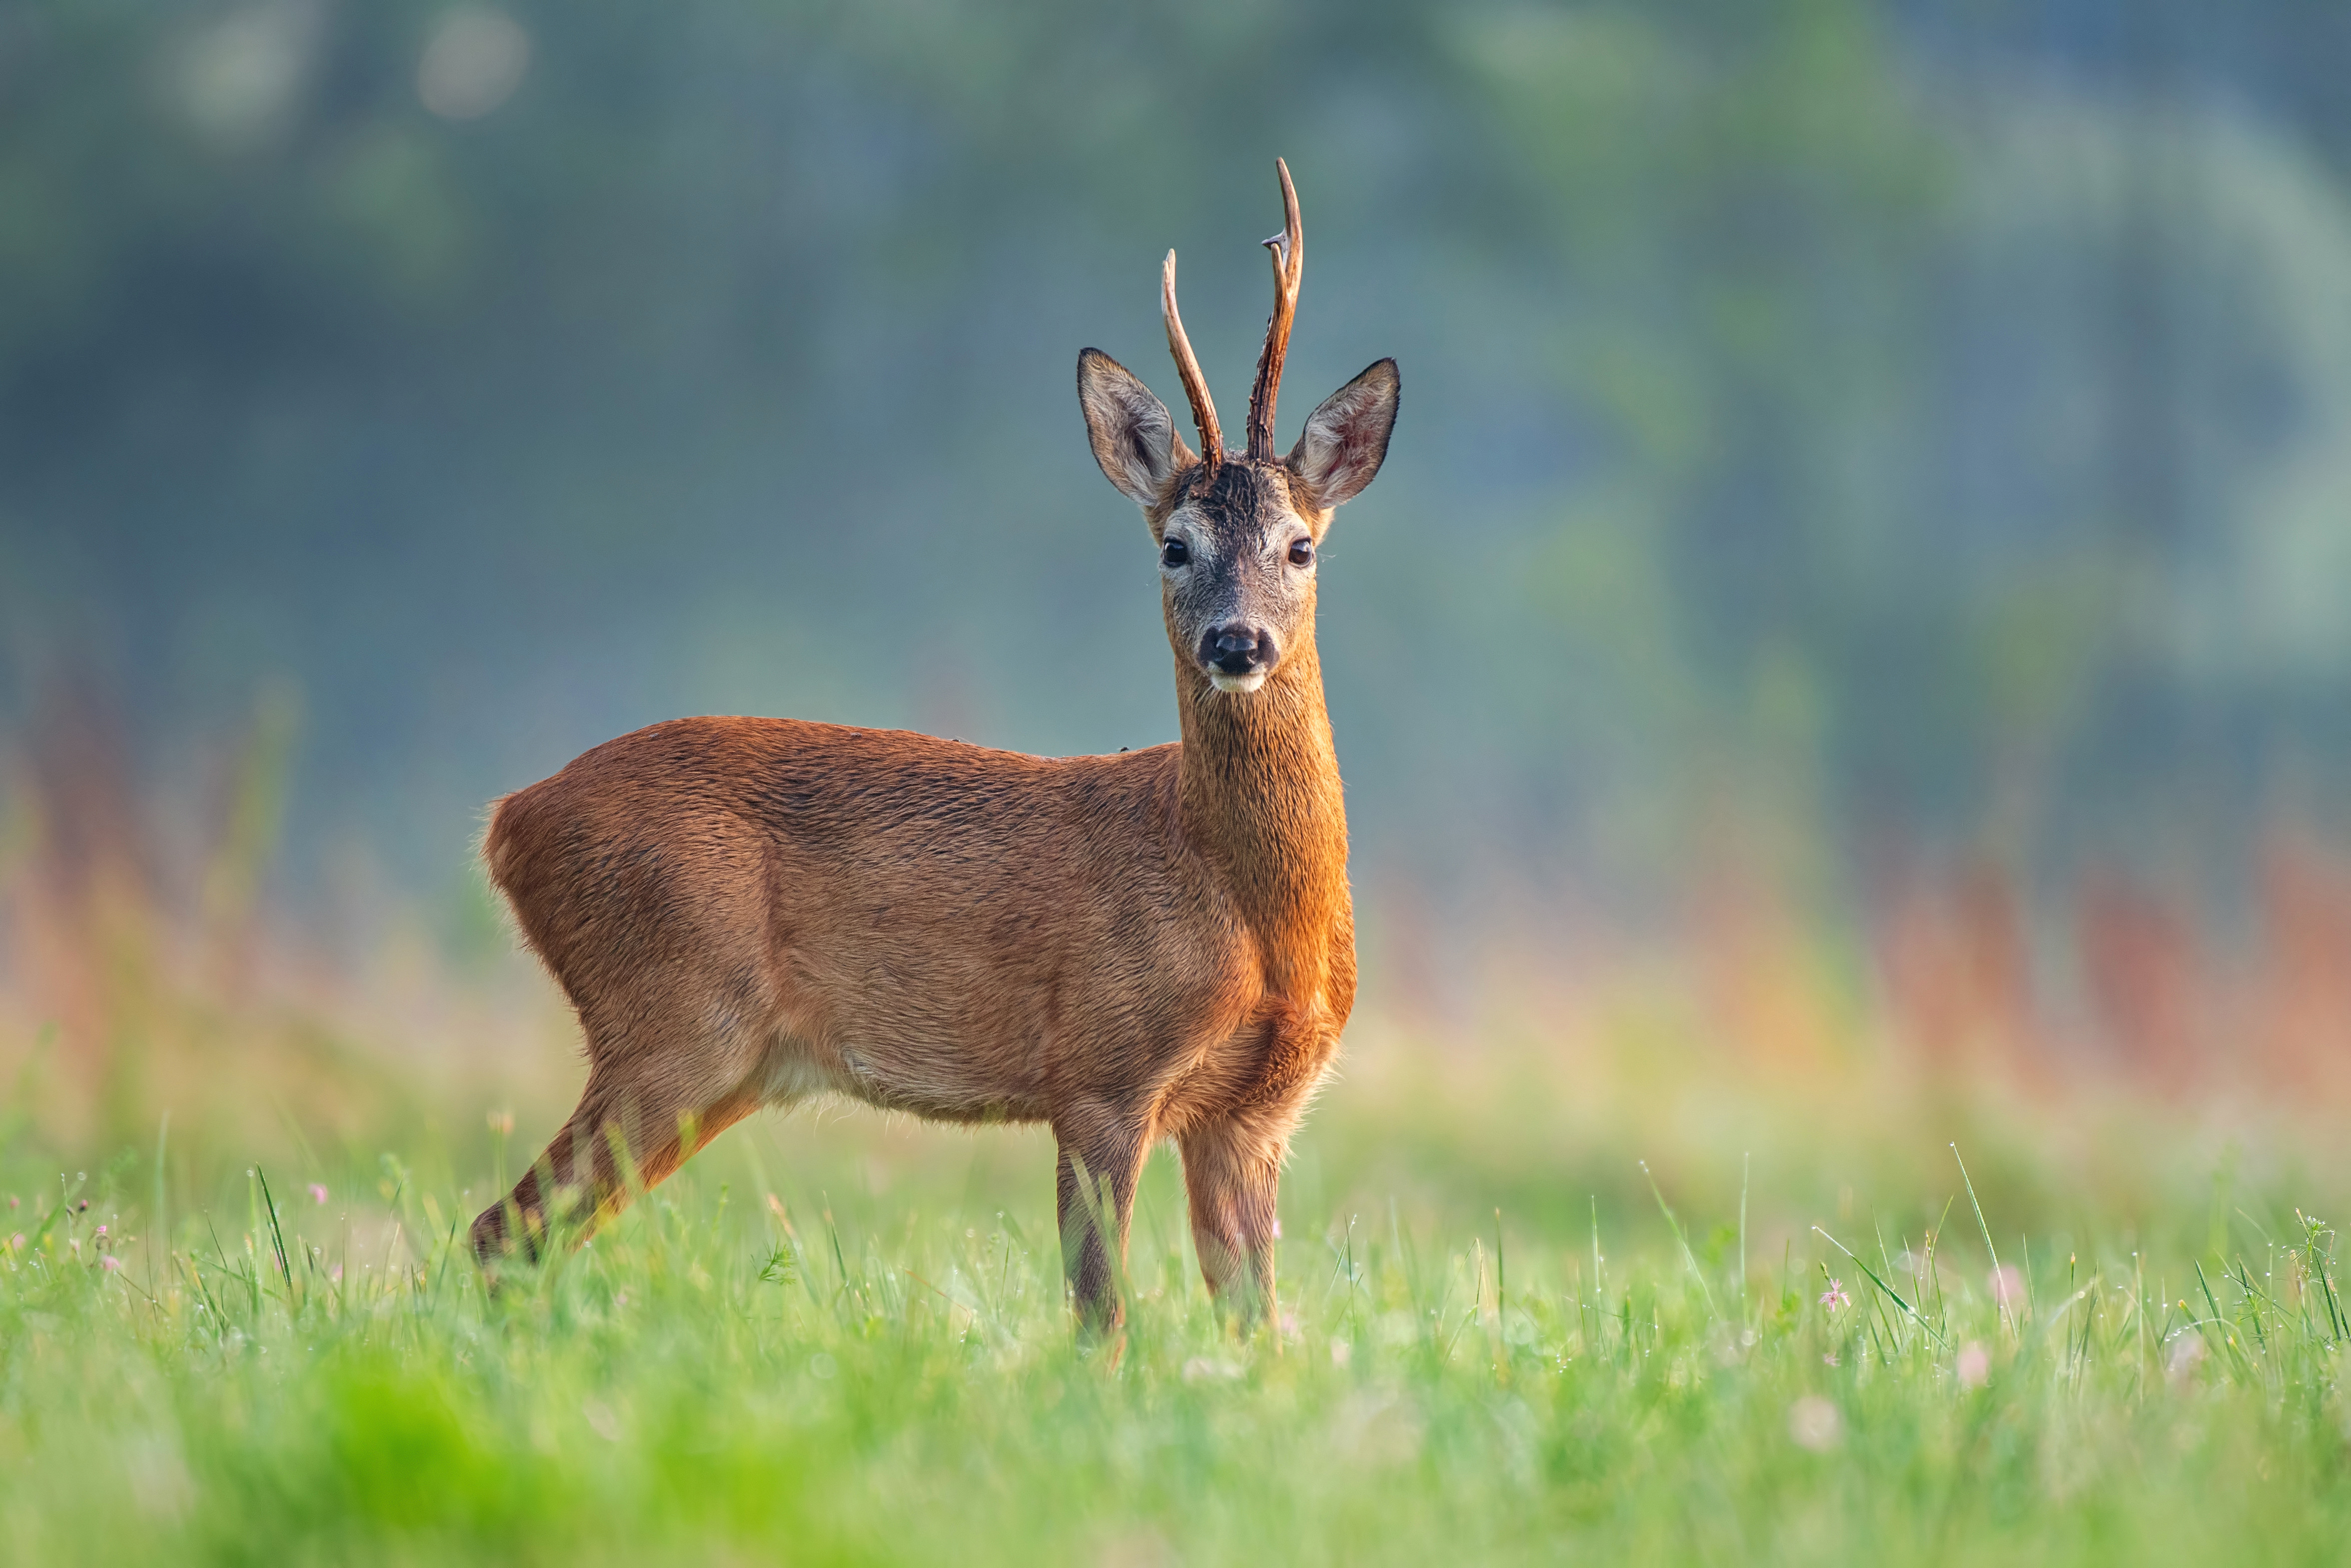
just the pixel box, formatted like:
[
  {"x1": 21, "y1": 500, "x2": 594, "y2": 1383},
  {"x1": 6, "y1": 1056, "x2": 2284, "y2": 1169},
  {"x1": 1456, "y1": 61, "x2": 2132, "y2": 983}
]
[
  {"x1": 100, "y1": 1255, "x2": 121, "y2": 1273},
  {"x1": 309, "y1": 1184, "x2": 329, "y2": 1205},
  {"x1": 1956, "y1": 1341, "x2": 1990, "y2": 1389},
  {"x1": 1819, "y1": 1279, "x2": 1851, "y2": 1312},
  {"x1": 94, "y1": 1224, "x2": 107, "y2": 1239},
  {"x1": 1987, "y1": 1264, "x2": 2024, "y2": 1310},
  {"x1": 7, "y1": 1234, "x2": 20, "y2": 1251},
  {"x1": 1788, "y1": 1395, "x2": 1843, "y2": 1452}
]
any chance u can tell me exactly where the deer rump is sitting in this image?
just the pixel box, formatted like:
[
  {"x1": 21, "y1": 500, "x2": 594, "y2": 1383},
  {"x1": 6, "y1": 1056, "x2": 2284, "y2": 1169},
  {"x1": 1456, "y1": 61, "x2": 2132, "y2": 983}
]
[{"x1": 486, "y1": 715, "x2": 1306, "y2": 1160}]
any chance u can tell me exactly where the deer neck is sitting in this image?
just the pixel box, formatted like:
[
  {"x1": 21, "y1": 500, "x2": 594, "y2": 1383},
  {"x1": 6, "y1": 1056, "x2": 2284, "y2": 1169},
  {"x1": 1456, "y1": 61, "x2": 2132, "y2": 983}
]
[{"x1": 1174, "y1": 634, "x2": 1348, "y2": 1003}]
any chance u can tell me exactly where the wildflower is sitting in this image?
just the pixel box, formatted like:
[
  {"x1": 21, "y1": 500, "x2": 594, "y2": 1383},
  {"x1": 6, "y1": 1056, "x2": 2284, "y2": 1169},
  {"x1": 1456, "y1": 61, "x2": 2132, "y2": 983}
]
[
  {"x1": 94, "y1": 1224, "x2": 107, "y2": 1239},
  {"x1": 7, "y1": 1234, "x2": 20, "y2": 1251},
  {"x1": 1819, "y1": 1279, "x2": 1850, "y2": 1312},
  {"x1": 6, "y1": 1195, "x2": 16, "y2": 1209},
  {"x1": 101, "y1": 1255, "x2": 121, "y2": 1273},
  {"x1": 309, "y1": 1184, "x2": 328, "y2": 1205},
  {"x1": 1987, "y1": 1264, "x2": 2024, "y2": 1310},
  {"x1": 1956, "y1": 1341, "x2": 1990, "y2": 1389},
  {"x1": 1788, "y1": 1395, "x2": 1843, "y2": 1452},
  {"x1": 583, "y1": 1399, "x2": 623, "y2": 1442},
  {"x1": 1822, "y1": 1352, "x2": 1839, "y2": 1367}
]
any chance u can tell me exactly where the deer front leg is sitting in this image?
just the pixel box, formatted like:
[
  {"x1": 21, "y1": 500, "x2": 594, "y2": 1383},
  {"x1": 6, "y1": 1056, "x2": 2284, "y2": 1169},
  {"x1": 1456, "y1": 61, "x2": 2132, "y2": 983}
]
[
  {"x1": 1177, "y1": 1116, "x2": 1284, "y2": 1329},
  {"x1": 1053, "y1": 1102, "x2": 1153, "y2": 1346}
]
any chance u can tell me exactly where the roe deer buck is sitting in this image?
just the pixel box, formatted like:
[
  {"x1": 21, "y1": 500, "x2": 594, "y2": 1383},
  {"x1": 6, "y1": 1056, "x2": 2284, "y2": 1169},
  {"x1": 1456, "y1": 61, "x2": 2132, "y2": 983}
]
[{"x1": 470, "y1": 158, "x2": 1398, "y2": 1337}]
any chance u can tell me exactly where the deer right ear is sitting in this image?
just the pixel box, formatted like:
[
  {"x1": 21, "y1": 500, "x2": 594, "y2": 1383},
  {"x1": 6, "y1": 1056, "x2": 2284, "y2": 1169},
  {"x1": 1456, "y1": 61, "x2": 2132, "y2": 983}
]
[{"x1": 1079, "y1": 348, "x2": 1193, "y2": 508}]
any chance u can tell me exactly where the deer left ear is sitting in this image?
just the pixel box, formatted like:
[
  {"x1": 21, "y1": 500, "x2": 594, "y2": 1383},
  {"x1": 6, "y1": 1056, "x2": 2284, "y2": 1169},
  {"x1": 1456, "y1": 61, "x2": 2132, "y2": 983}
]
[{"x1": 1286, "y1": 358, "x2": 1398, "y2": 508}]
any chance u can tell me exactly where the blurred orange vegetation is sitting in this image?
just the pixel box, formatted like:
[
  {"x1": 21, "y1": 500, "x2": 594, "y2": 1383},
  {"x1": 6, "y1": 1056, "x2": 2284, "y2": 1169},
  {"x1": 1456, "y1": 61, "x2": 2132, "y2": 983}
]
[
  {"x1": 1864, "y1": 834, "x2": 2351, "y2": 1103},
  {"x1": 0, "y1": 687, "x2": 570, "y2": 1159},
  {"x1": 3, "y1": 693, "x2": 2348, "y2": 1171}
]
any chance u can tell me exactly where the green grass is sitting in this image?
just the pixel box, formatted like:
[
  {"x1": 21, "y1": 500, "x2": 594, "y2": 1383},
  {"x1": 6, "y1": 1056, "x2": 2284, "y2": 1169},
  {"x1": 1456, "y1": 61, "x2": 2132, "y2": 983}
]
[{"x1": 5, "y1": 1110, "x2": 2351, "y2": 1567}]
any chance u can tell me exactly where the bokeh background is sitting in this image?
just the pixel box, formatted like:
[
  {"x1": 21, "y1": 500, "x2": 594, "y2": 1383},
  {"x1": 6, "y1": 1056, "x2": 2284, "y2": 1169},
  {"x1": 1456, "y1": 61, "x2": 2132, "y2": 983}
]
[{"x1": 3, "y1": 0, "x2": 2350, "y2": 1206}]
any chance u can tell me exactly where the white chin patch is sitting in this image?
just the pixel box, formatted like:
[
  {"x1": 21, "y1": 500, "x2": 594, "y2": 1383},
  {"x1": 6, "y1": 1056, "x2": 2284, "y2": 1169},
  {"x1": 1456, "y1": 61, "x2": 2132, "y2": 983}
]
[{"x1": 1208, "y1": 670, "x2": 1269, "y2": 695}]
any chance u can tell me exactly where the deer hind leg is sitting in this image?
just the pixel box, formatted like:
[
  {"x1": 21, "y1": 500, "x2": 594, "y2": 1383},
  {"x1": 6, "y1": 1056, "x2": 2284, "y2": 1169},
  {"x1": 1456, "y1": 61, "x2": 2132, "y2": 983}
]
[
  {"x1": 469, "y1": 1012, "x2": 769, "y2": 1266},
  {"x1": 1052, "y1": 1100, "x2": 1155, "y2": 1346},
  {"x1": 1177, "y1": 1116, "x2": 1285, "y2": 1329}
]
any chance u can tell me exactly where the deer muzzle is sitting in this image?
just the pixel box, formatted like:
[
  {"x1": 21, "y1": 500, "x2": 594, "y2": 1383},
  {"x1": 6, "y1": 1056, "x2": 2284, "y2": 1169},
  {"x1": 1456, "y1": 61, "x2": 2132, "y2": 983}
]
[{"x1": 1200, "y1": 623, "x2": 1277, "y2": 694}]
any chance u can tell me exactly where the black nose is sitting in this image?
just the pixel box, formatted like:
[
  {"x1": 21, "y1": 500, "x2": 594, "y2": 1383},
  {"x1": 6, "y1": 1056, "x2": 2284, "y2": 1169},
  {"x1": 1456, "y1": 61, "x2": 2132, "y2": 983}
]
[{"x1": 1200, "y1": 623, "x2": 1276, "y2": 675}]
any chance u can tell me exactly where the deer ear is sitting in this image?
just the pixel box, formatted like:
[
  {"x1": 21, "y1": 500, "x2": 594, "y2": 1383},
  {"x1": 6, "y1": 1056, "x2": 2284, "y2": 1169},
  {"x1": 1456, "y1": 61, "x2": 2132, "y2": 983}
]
[
  {"x1": 1079, "y1": 349, "x2": 1191, "y2": 507},
  {"x1": 1286, "y1": 358, "x2": 1398, "y2": 508}
]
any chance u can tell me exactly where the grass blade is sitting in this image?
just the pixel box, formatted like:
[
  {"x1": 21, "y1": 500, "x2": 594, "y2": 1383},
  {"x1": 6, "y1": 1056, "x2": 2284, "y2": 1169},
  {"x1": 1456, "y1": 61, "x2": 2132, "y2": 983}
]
[{"x1": 1642, "y1": 1161, "x2": 1719, "y2": 1324}]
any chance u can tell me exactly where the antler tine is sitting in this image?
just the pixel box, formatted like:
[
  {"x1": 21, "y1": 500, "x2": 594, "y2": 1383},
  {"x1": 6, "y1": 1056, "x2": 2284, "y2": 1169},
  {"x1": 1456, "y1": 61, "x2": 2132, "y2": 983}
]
[
  {"x1": 1162, "y1": 249, "x2": 1223, "y2": 468},
  {"x1": 1245, "y1": 157, "x2": 1304, "y2": 462}
]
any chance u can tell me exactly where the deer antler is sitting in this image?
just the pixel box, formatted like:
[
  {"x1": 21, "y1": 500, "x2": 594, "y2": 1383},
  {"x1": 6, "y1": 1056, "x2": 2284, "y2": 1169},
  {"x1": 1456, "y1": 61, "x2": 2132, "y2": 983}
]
[
  {"x1": 1162, "y1": 250, "x2": 1222, "y2": 469},
  {"x1": 1245, "y1": 158, "x2": 1303, "y2": 462}
]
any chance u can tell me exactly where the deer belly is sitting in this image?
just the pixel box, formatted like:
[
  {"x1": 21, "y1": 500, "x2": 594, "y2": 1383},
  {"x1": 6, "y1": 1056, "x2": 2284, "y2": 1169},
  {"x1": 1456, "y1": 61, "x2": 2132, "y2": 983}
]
[
  {"x1": 758, "y1": 917, "x2": 1059, "y2": 1121},
  {"x1": 762, "y1": 1008, "x2": 1049, "y2": 1124},
  {"x1": 836, "y1": 1037, "x2": 1046, "y2": 1122}
]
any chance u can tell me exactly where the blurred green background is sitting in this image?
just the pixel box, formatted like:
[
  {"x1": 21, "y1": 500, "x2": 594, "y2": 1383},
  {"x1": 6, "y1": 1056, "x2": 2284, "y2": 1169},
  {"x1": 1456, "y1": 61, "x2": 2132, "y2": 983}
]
[
  {"x1": 12, "y1": 18, "x2": 2351, "y2": 1558},
  {"x1": 4, "y1": 0, "x2": 2351, "y2": 1139}
]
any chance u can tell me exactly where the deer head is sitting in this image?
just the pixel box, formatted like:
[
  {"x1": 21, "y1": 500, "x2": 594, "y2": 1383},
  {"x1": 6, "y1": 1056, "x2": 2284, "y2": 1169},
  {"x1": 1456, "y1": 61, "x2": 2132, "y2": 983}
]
[{"x1": 1078, "y1": 160, "x2": 1399, "y2": 695}]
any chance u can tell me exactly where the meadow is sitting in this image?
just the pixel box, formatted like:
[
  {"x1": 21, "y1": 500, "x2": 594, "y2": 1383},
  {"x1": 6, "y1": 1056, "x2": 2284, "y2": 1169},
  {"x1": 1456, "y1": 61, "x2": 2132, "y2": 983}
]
[
  {"x1": 6, "y1": 720, "x2": 2351, "y2": 1564},
  {"x1": 5, "y1": 945, "x2": 2351, "y2": 1566}
]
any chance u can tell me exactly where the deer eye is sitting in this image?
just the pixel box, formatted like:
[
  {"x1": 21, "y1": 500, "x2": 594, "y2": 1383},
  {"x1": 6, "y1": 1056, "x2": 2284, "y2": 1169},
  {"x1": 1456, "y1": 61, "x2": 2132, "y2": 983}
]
[
  {"x1": 1161, "y1": 538, "x2": 1190, "y2": 568},
  {"x1": 1287, "y1": 539, "x2": 1314, "y2": 567}
]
